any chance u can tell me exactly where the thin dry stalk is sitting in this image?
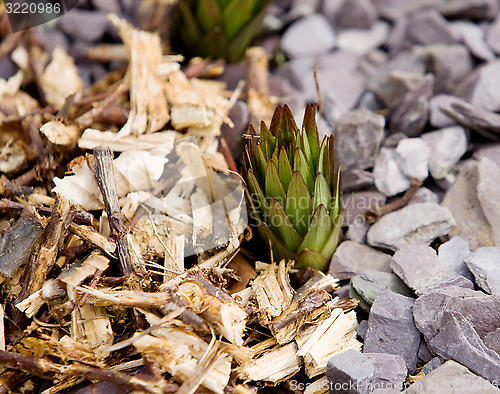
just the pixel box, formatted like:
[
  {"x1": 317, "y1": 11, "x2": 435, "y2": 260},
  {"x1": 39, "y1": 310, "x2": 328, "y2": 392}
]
[{"x1": 89, "y1": 146, "x2": 133, "y2": 275}]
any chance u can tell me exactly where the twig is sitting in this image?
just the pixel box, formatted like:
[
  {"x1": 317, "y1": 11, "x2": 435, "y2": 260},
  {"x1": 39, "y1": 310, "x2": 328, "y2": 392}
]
[
  {"x1": 23, "y1": 195, "x2": 74, "y2": 295},
  {"x1": 313, "y1": 62, "x2": 322, "y2": 118},
  {"x1": 78, "y1": 268, "x2": 104, "y2": 306},
  {"x1": 77, "y1": 87, "x2": 128, "y2": 128},
  {"x1": 177, "y1": 327, "x2": 220, "y2": 394},
  {"x1": 365, "y1": 178, "x2": 422, "y2": 223},
  {"x1": 88, "y1": 146, "x2": 133, "y2": 275},
  {"x1": 0, "y1": 350, "x2": 164, "y2": 394},
  {"x1": 68, "y1": 222, "x2": 116, "y2": 256},
  {"x1": 219, "y1": 137, "x2": 238, "y2": 174},
  {"x1": 0, "y1": 198, "x2": 94, "y2": 225}
]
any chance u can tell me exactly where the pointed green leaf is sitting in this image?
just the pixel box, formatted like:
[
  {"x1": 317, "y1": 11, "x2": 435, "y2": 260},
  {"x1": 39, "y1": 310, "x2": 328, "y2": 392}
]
[
  {"x1": 197, "y1": 27, "x2": 229, "y2": 59},
  {"x1": 300, "y1": 130, "x2": 312, "y2": 170},
  {"x1": 278, "y1": 147, "x2": 292, "y2": 192},
  {"x1": 320, "y1": 213, "x2": 343, "y2": 260},
  {"x1": 265, "y1": 160, "x2": 286, "y2": 206},
  {"x1": 303, "y1": 104, "x2": 320, "y2": 172},
  {"x1": 268, "y1": 197, "x2": 302, "y2": 253},
  {"x1": 317, "y1": 138, "x2": 327, "y2": 178},
  {"x1": 285, "y1": 171, "x2": 312, "y2": 237},
  {"x1": 214, "y1": 0, "x2": 230, "y2": 9},
  {"x1": 330, "y1": 164, "x2": 342, "y2": 222},
  {"x1": 298, "y1": 204, "x2": 331, "y2": 254},
  {"x1": 222, "y1": 0, "x2": 253, "y2": 41},
  {"x1": 270, "y1": 151, "x2": 279, "y2": 169},
  {"x1": 196, "y1": 0, "x2": 222, "y2": 33},
  {"x1": 327, "y1": 136, "x2": 336, "y2": 190},
  {"x1": 257, "y1": 222, "x2": 297, "y2": 262},
  {"x1": 313, "y1": 172, "x2": 331, "y2": 212},
  {"x1": 260, "y1": 121, "x2": 275, "y2": 161},
  {"x1": 293, "y1": 148, "x2": 314, "y2": 194},
  {"x1": 249, "y1": 135, "x2": 267, "y2": 187},
  {"x1": 246, "y1": 169, "x2": 268, "y2": 218},
  {"x1": 269, "y1": 105, "x2": 282, "y2": 137},
  {"x1": 321, "y1": 136, "x2": 334, "y2": 186},
  {"x1": 283, "y1": 104, "x2": 299, "y2": 144},
  {"x1": 177, "y1": 2, "x2": 202, "y2": 46},
  {"x1": 295, "y1": 249, "x2": 329, "y2": 271}
]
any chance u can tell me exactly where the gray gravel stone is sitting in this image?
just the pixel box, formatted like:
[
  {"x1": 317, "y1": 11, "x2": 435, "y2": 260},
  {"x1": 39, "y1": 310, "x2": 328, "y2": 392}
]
[
  {"x1": 364, "y1": 288, "x2": 421, "y2": 373},
  {"x1": 428, "y1": 311, "x2": 500, "y2": 383},
  {"x1": 394, "y1": 138, "x2": 431, "y2": 181},
  {"x1": 404, "y1": 360, "x2": 500, "y2": 393},
  {"x1": 339, "y1": 0, "x2": 377, "y2": 29},
  {"x1": 421, "y1": 126, "x2": 467, "y2": 180},
  {"x1": 391, "y1": 245, "x2": 450, "y2": 296},
  {"x1": 337, "y1": 22, "x2": 390, "y2": 55},
  {"x1": 57, "y1": 9, "x2": 110, "y2": 42},
  {"x1": 357, "y1": 320, "x2": 369, "y2": 340},
  {"x1": 407, "y1": 9, "x2": 459, "y2": 46},
  {"x1": 441, "y1": 160, "x2": 495, "y2": 250},
  {"x1": 451, "y1": 21, "x2": 496, "y2": 61},
  {"x1": 367, "y1": 202, "x2": 456, "y2": 251},
  {"x1": 334, "y1": 109, "x2": 385, "y2": 172},
  {"x1": 346, "y1": 221, "x2": 371, "y2": 244},
  {"x1": 364, "y1": 353, "x2": 407, "y2": 391},
  {"x1": 373, "y1": 148, "x2": 411, "y2": 197},
  {"x1": 281, "y1": 14, "x2": 336, "y2": 59},
  {"x1": 429, "y1": 94, "x2": 465, "y2": 128},
  {"x1": 471, "y1": 60, "x2": 500, "y2": 112},
  {"x1": 413, "y1": 286, "x2": 500, "y2": 342},
  {"x1": 92, "y1": 0, "x2": 121, "y2": 12},
  {"x1": 389, "y1": 74, "x2": 433, "y2": 137},
  {"x1": 477, "y1": 158, "x2": 500, "y2": 246},
  {"x1": 350, "y1": 271, "x2": 414, "y2": 310},
  {"x1": 413, "y1": 287, "x2": 500, "y2": 383},
  {"x1": 475, "y1": 143, "x2": 500, "y2": 168},
  {"x1": 301, "y1": 52, "x2": 366, "y2": 110},
  {"x1": 452, "y1": 100, "x2": 500, "y2": 135},
  {"x1": 484, "y1": 328, "x2": 500, "y2": 355},
  {"x1": 426, "y1": 44, "x2": 473, "y2": 94},
  {"x1": 487, "y1": 15, "x2": 500, "y2": 55},
  {"x1": 321, "y1": 0, "x2": 345, "y2": 23},
  {"x1": 220, "y1": 101, "x2": 250, "y2": 159},
  {"x1": 343, "y1": 169, "x2": 375, "y2": 192},
  {"x1": 465, "y1": 247, "x2": 500, "y2": 295},
  {"x1": 418, "y1": 341, "x2": 434, "y2": 365},
  {"x1": 343, "y1": 191, "x2": 386, "y2": 226},
  {"x1": 408, "y1": 187, "x2": 439, "y2": 205},
  {"x1": 372, "y1": 0, "x2": 432, "y2": 21},
  {"x1": 438, "y1": 236, "x2": 474, "y2": 281},
  {"x1": 326, "y1": 349, "x2": 374, "y2": 394},
  {"x1": 421, "y1": 357, "x2": 443, "y2": 375},
  {"x1": 372, "y1": 70, "x2": 425, "y2": 109},
  {"x1": 438, "y1": 0, "x2": 499, "y2": 20},
  {"x1": 330, "y1": 241, "x2": 393, "y2": 280}
]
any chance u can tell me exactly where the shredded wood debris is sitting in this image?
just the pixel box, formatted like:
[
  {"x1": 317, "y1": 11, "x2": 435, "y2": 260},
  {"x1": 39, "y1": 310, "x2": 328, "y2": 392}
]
[{"x1": 0, "y1": 13, "x2": 361, "y2": 394}]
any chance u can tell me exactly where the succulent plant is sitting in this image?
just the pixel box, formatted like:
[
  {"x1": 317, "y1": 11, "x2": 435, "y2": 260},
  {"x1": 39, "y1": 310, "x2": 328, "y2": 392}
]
[
  {"x1": 175, "y1": 0, "x2": 270, "y2": 63},
  {"x1": 244, "y1": 104, "x2": 343, "y2": 271}
]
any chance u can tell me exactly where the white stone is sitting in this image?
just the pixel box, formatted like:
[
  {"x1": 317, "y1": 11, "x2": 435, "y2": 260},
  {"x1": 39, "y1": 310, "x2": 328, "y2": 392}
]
[
  {"x1": 421, "y1": 126, "x2": 467, "y2": 180},
  {"x1": 395, "y1": 138, "x2": 431, "y2": 181},
  {"x1": 337, "y1": 21, "x2": 390, "y2": 55},
  {"x1": 281, "y1": 14, "x2": 336, "y2": 59},
  {"x1": 374, "y1": 148, "x2": 411, "y2": 197},
  {"x1": 367, "y1": 202, "x2": 456, "y2": 251}
]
